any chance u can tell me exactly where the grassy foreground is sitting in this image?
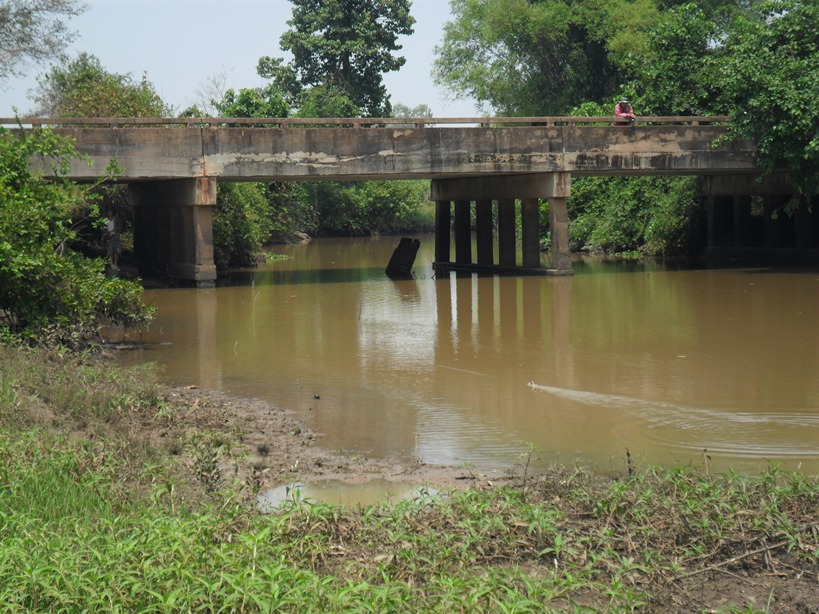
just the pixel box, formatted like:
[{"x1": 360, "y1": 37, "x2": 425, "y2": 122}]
[{"x1": 1, "y1": 345, "x2": 817, "y2": 612}]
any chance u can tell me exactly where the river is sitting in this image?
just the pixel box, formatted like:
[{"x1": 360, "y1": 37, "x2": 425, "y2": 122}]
[{"x1": 108, "y1": 235, "x2": 819, "y2": 476}]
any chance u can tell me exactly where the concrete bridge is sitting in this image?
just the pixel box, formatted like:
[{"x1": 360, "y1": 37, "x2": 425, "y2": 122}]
[{"x1": 5, "y1": 116, "x2": 787, "y2": 285}]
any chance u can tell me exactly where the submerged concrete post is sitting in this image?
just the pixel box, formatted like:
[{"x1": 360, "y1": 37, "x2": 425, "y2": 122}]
[
  {"x1": 475, "y1": 199, "x2": 494, "y2": 266},
  {"x1": 498, "y1": 198, "x2": 516, "y2": 266},
  {"x1": 454, "y1": 200, "x2": 472, "y2": 264},
  {"x1": 521, "y1": 198, "x2": 541, "y2": 268},
  {"x1": 434, "y1": 200, "x2": 452, "y2": 264},
  {"x1": 130, "y1": 178, "x2": 217, "y2": 286}
]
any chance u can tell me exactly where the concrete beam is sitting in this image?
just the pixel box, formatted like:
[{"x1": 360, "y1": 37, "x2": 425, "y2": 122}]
[
  {"x1": 431, "y1": 173, "x2": 571, "y2": 201},
  {"x1": 30, "y1": 125, "x2": 760, "y2": 182}
]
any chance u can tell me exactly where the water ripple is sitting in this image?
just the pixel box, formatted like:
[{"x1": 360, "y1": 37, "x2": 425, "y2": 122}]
[{"x1": 528, "y1": 381, "x2": 819, "y2": 458}]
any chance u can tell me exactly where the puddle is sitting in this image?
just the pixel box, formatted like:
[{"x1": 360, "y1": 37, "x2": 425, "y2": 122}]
[{"x1": 257, "y1": 479, "x2": 441, "y2": 511}]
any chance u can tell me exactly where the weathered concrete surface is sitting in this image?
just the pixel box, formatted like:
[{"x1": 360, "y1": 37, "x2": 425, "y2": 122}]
[
  {"x1": 28, "y1": 125, "x2": 759, "y2": 182},
  {"x1": 129, "y1": 178, "x2": 217, "y2": 286}
]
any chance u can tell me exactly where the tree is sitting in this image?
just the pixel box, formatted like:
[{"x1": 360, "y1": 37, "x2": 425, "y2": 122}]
[
  {"x1": 32, "y1": 52, "x2": 170, "y2": 117},
  {"x1": 0, "y1": 126, "x2": 151, "y2": 346},
  {"x1": 714, "y1": 0, "x2": 819, "y2": 204},
  {"x1": 622, "y1": 4, "x2": 720, "y2": 116},
  {"x1": 392, "y1": 102, "x2": 433, "y2": 118},
  {"x1": 212, "y1": 85, "x2": 288, "y2": 119},
  {"x1": 295, "y1": 84, "x2": 360, "y2": 118},
  {"x1": 258, "y1": 0, "x2": 415, "y2": 117},
  {"x1": 433, "y1": 0, "x2": 659, "y2": 116},
  {"x1": 0, "y1": 0, "x2": 85, "y2": 81}
]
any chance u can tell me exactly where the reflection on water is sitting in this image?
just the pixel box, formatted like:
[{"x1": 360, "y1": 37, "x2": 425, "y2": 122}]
[
  {"x1": 257, "y1": 480, "x2": 440, "y2": 511},
  {"x1": 109, "y1": 236, "x2": 819, "y2": 475}
]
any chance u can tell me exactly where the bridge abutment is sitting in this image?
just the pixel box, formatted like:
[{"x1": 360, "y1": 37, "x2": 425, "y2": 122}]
[
  {"x1": 129, "y1": 178, "x2": 218, "y2": 287},
  {"x1": 431, "y1": 173, "x2": 573, "y2": 275}
]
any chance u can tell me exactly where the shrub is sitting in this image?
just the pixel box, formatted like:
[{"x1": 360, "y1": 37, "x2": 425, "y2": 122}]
[{"x1": 0, "y1": 126, "x2": 151, "y2": 346}]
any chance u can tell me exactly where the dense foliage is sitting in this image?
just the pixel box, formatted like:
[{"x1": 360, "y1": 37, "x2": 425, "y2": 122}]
[
  {"x1": 32, "y1": 52, "x2": 170, "y2": 118},
  {"x1": 713, "y1": 0, "x2": 819, "y2": 204},
  {"x1": 305, "y1": 180, "x2": 433, "y2": 236},
  {"x1": 213, "y1": 182, "x2": 275, "y2": 269},
  {"x1": 569, "y1": 176, "x2": 705, "y2": 256},
  {"x1": 258, "y1": 0, "x2": 415, "y2": 117},
  {"x1": 433, "y1": 0, "x2": 649, "y2": 116},
  {"x1": 0, "y1": 127, "x2": 151, "y2": 346},
  {"x1": 212, "y1": 85, "x2": 289, "y2": 120}
]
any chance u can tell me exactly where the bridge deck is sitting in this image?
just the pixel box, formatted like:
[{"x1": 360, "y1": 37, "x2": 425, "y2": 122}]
[{"x1": 3, "y1": 116, "x2": 756, "y2": 182}]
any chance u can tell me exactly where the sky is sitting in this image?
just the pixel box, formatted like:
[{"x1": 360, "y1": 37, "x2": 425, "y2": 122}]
[{"x1": 0, "y1": 0, "x2": 480, "y2": 118}]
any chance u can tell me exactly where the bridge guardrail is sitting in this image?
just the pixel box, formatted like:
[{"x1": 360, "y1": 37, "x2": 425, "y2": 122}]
[{"x1": 0, "y1": 116, "x2": 732, "y2": 129}]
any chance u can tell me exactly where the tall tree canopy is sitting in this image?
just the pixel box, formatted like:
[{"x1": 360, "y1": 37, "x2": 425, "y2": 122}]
[
  {"x1": 257, "y1": 0, "x2": 415, "y2": 117},
  {"x1": 0, "y1": 0, "x2": 86, "y2": 81},
  {"x1": 433, "y1": 0, "x2": 660, "y2": 116}
]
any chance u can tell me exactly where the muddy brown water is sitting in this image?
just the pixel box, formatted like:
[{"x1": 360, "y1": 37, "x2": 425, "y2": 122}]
[{"x1": 108, "y1": 236, "x2": 819, "y2": 476}]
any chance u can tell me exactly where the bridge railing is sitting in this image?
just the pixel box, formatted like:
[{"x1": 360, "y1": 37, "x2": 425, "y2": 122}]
[{"x1": 0, "y1": 116, "x2": 731, "y2": 129}]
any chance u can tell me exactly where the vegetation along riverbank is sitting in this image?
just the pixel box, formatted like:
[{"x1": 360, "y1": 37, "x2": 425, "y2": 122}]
[{"x1": 1, "y1": 344, "x2": 817, "y2": 612}]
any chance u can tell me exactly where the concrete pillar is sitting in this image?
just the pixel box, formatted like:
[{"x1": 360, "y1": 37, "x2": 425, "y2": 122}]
[
  {"x1": 548, "y1": 197, "x2": 572, "y2": 271},
  {"x1": 795, "y1": 199, "x2": 814, "y2": 249},
  {"x1": 475, "y1": 199, "x2": 494, "y2": 266},
  {"x1": 130, "y1": 178, "x2": 217, "y2": 286},
  {"x1": 434, "y1": 200, "x2": 451, "y2": 264},
  {"x1": 498, "y1": 199, "x2": 516, "y2": 266},
  {"x1": 521, "y1": 198, "x2": 541, "y2": 268},
  {"x1": 454, "y1": 200, "x2": 472, "y2": 264},
  {"x1": 704, "y1": 176, "x2": 716, "y2": 249},
  {"x1": 732, "y1": 195, "x2": 743, "y2": 247},
  {"x1": 763, "y1": 197, "x2": 775, "y2": 248}
]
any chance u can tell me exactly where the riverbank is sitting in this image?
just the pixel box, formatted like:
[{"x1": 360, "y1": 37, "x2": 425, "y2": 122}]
[{"x1": 1, "y1": 345, "x2": 817, "y2": 612}]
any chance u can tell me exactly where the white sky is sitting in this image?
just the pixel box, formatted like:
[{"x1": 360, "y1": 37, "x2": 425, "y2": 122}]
[{"x1": 0, "y1": 0, "x2": 480, "y2": 118}]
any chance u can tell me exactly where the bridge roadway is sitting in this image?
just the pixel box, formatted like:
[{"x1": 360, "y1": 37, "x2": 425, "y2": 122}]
[{"x1": 4, "y1": 116, "x2": 766, "y2": 285}]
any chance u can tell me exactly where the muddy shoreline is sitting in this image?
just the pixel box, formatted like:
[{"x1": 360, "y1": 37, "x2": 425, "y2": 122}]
[{"x1": 152, "y1": 385, "x2": 505, "y2": 495}]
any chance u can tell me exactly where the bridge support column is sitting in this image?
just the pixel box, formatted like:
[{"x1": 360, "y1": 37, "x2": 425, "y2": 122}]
[
  {"x1": 521, "y1": 198, "x2": 541, "y2": 268},
  {"x1": 497, "y1": 199, "x2": 517, "y2": 266},
  {"x1": 434, "y1": 200, "x2": 452, "y2": 264},
  {"x1": 475, "y1": 199, "x2": 494, "y2": 266},
  {"x1": 548, "y1": 196, "x2": 572, "y2": 271},
  {"x1": 430, "y1": 173, "x2": 572, "y2": 275},
  {"x1": 130, "y1": 178, "x2": 217, "y2": 287},
  {"x1": 454, "y1": 200, "x2": 472, "y2": 264}
]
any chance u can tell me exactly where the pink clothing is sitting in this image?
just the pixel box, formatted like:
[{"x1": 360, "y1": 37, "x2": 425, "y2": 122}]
[{"x1": 614, "y1": 101, "x2": 634, "y2": 119}]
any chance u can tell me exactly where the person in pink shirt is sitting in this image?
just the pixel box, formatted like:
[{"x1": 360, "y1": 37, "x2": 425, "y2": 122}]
[{"x1": 614, "y1": 98, "x2": 636, "y2": 125}]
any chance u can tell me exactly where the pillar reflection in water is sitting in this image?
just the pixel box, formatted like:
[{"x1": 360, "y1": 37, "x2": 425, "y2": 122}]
[{"x1": 422, "y1": 271, "x2": 578, "y2": 467}]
